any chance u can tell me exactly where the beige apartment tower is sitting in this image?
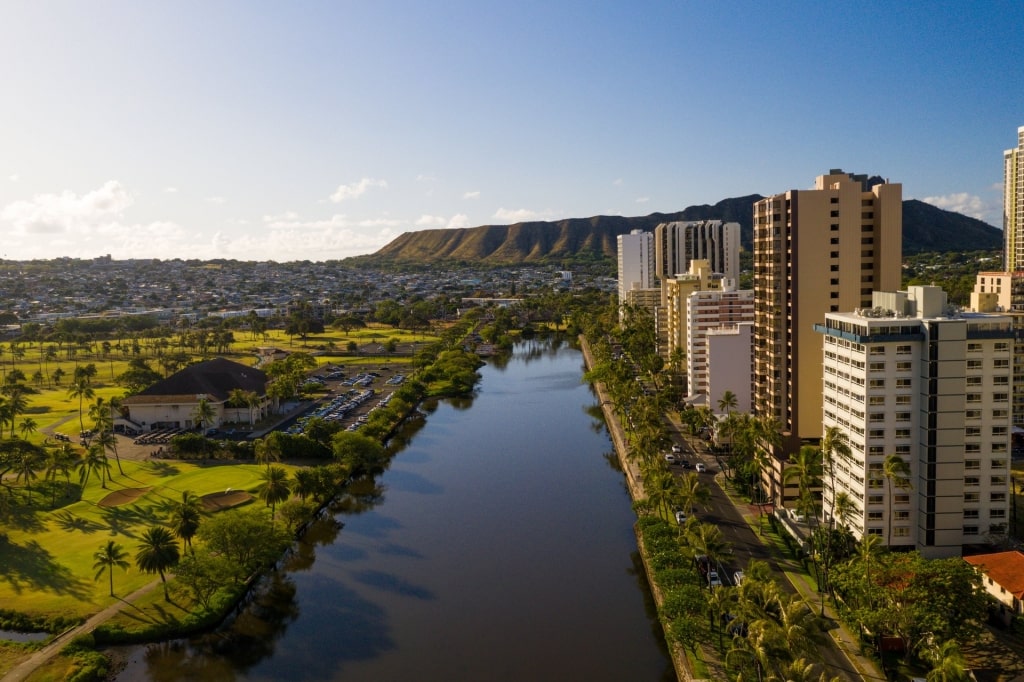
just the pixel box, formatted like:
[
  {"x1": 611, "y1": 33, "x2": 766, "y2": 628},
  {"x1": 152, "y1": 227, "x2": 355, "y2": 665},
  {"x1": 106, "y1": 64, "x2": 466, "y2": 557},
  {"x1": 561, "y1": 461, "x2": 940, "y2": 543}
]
[{"x1": 753, "y1": 171, "x2": 902, "y2": 504}]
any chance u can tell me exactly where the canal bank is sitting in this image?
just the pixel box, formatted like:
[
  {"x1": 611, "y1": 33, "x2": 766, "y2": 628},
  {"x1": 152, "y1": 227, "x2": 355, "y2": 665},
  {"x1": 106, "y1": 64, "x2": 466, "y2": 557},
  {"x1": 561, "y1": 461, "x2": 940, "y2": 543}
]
[{"x1": 578, "y1": 336, "x2": 698, "y2": 682}]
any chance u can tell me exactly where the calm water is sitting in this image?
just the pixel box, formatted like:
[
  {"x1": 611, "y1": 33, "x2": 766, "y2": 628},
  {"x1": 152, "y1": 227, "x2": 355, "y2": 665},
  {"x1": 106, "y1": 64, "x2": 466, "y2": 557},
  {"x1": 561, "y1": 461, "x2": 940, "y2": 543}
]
[{"x1": 113, "y1": 338, "x2": 673, "y2": 681}]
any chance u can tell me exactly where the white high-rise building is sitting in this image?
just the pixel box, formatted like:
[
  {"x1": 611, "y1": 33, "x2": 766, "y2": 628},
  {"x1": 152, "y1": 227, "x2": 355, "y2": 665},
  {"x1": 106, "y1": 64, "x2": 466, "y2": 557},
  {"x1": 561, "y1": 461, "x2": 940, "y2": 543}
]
[
  {"x1": 617, "y1": 229, "x2": 655, "y2": 305},
  {"x1": 686, "y1": 288, "x2": 754, "y2": 400},
  {"x1": 654, "y1": 220, "x2": 741, "y2": 286},
  {"x1": 1004, "y1": 126, "x2": 1024, "y2": 272},
  {"x1": 817, "y1": 285, "x2": 1013, "y2": 558}
]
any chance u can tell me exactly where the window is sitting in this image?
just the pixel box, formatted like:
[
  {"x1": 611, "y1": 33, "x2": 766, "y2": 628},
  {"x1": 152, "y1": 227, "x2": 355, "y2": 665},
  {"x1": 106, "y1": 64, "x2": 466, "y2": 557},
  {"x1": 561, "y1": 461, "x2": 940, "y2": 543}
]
[
  {"x1": 869, "y1": 429, "x2": 885, "y2": 439},
  {"x1": 895, "y1": 412, "x2": 911, "y2": 421},
  {"x1": 966, "y1": 393, "x2": 982, "y2": 404},
  {"x1": 894, "y1": 510, "x2": 910, "y2": 521},
  {"x1": 992, "y1": 509, "x2": 1007, "y2": 519},
  {"x1": 964, "y1": 460, "x2": 981, "y2": 470},
  {"x1": 870, "y1": 345, "x2": 885, "y2": 354},
  {"x1": 868, "y1": 528, "x2": 883, "y2": 536},
  {"x1": 965, "y1": 410, "x2": 981, "y2": 420},
  {"x1": 991, "y1": 492, "x2": 1007, "y2": 503},
  {"x1": 967, "y1": 359, "x2": 983, "y2": 370},
  {"x1": 894, "y1": 494, "x2": 910, "y2": 504},
  {"x1": 964, "y1": 526, "x2": 979, "y2": 536},
  {"x1": 995, "y1": 358, "x2": 1009, "y2": 368},
  {"x1": 964, "y1": 492, "x2": 980, "y2": 502},
  {"x1": 966, "y1": 376, "x2": 982, "y2": 386},
  {"x1": 869, "y1": 396, "x2": 885, "y2": 406},
  {"x1": 896, "y1": 378, "x2": 912, "y2": 388},
  {"x1": 869, "y1": 379, "x2": 885, "y2": 389},
  {"x1": 868, "y1": 495, "x2": 883, "y2": 505},
  {"x1": 893, "y1": 527, "x2": 909, "y2": 537},
  {"x1": 896, "y1": 362, "x2": 912, "y2": 371},
  {"x1": 992, "y1": 459, "x2": 1007, "y2": 469},
  {"x1": 869, "y1": 362, "x2": 885, "y2": 371},
  {"x1": 897, "y1": 345, "x2": 912, "y2": 355},
  {"x1": 965, "y1": 476, "x2": 980, "y2": 487},
  {"x1": 895, "y1": 395, "x2": 911, "y2": 405},
  {"x1": 968, "y1": 342, "x2": 983, "y2": 352},
  {"x1": 869, "y1": 413, "x2": 886, "y2": 422},
  {"x1": 964, "y1": 509, "x2": 980, "y2": 519},
  {"x1": 993, "y1": 426, "x2": 1008, "y2": 436},
  {"x1": 992, "y1": 476, "x2": 1007, "y2": 486},
  {"x1": 895, "y1": 429, "x2": 911, "y2": 439},
  {"x1": 965, "y1": 427, "x2": 982, "y2": 437},
  {"x1": 995, "y1": 342, "x2": 1010, "y2": 352},
  {"x1": 868, "y1": 511, "x2": 884, "y2": 521}
]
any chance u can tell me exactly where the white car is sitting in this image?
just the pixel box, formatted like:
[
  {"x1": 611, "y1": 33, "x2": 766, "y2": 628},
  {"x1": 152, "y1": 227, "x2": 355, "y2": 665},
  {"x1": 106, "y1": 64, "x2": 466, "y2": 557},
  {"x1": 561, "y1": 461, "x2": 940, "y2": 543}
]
[
  {"x1": 671, "y1": 444, "x2": 682, "y2": 454},
  {"x1": 695, "y1": 463, "x2": 706, "y2": 473},
  {"x1": 664, "y1": 453, "x2": 678, "y2": 464},
  {"x1": 733, "y1": 570, "x2": 745, "y2": 586},
  {"x1": 674, "y1": 510, "x2": 687, "y2": 524}
]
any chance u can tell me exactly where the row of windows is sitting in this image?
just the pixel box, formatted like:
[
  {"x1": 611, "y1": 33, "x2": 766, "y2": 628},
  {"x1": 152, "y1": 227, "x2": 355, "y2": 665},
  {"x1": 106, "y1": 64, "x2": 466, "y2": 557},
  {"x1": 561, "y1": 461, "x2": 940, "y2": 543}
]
[
  {"x1": 964, "y1": 476, "x2": 1007, "y2": 486},
  {"x1": 965, "y1": 459, "x2": 1009, "y2": 470}
]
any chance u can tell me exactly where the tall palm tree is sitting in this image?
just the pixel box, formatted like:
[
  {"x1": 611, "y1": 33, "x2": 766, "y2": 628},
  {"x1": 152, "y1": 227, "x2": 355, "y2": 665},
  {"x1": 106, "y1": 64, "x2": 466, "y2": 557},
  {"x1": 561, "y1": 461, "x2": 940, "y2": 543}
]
[
  {"x1": 18, "y1": 417, "x2": 38, "y2": 440},
  {"x1": 784, "y1": 445, "x2": 823, "y2": 527},
  {"x1": 686, "y1": 521, "x2": 734, "y2": 587},
  {"x1": 675, "y1": 471, "x2": 711, "y2": 515},
  {"x1": 716, "y1": 389, "x2": 738, "y2": 415},
  {"x1": 78, "y1": 443, "x2": 111, "y2": 489},
  {"x1": 14, "y1": 448, "x2": 43, "y2": 503},
  {"x1": 882, "y1": 453, "x2": 912, "y2": 547},
  {"x1": 924, "y1": 639, "x2": 971, "y2": 682},
  {"x1": 169, "y1": 491, "x2": 203, "y2": 553},
  {"x1": 93, "y1": 540, "x2": 130, "y2": 597},
  {"x1": 820, "y1": 425, "x2": 851, "y2": 527},
  {"x1": 44, "y1": 444, "x2": 77, "y2": 507},
  {"x1": 135, "y1": 526, "x2": 181, "y2": 600},
  {"x1": 254, "y1": 435, "x2": 282, "y2": 470},
  {"x1": 257, "y1": 465, "x2": 291, "y2": 522},
  {"x1": 67, "y1": 375, "x2": 95, "y2": 437},
  {"x1": 192, "y1": 397, "x2": 216, "y2": 433}
]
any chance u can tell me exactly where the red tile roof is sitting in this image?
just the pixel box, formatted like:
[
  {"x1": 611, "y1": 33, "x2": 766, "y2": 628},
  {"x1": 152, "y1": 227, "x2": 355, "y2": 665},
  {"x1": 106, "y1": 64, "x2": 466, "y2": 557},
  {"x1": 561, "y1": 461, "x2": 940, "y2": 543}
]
[{"x1": 964, "y1": 551, "x2": 1024, "y2": 599}]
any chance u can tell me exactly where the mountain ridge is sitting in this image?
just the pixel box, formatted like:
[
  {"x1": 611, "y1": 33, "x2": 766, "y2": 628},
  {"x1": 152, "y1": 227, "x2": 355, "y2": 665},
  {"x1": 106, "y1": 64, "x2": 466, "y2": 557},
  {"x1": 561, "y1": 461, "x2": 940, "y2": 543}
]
[{"x1": 369, "y1": 195, "x2": 1001, "y2": 265}]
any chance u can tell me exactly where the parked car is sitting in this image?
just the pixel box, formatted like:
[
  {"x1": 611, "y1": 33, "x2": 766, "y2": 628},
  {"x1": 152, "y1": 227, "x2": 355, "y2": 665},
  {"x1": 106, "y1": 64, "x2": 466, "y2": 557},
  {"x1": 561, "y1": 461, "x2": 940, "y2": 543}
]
[
  {"x1": 671, "y1": 444, "x2": 682, "y2": 454},
  {"x1": 708, "y1": 570, "x2": 722, "y2": 588},
  {"x1": 733, "y1": 570, "x2": 745, "y2": 586},
  {"x1": 664, "y1": 453, "x2": 678, "y2": 464},
  {"x1": 695, "y1": 462, "x2": 706, "y2": 473},
  {"x1": 674, "y1": 510, "x2": 687, "y2": 525}
]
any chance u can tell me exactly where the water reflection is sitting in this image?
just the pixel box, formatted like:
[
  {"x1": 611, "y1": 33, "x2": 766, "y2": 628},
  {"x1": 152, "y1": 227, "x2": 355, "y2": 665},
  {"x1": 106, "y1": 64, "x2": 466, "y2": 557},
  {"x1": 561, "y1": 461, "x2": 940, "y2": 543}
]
[{"x1": 112, "y1": 337, "x2": 672, "y2": 681}]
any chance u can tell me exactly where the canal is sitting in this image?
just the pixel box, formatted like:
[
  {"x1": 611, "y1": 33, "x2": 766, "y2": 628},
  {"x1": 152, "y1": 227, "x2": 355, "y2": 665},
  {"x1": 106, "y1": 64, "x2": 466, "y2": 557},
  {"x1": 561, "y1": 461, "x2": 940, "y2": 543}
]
[{"x1": 112, "y1": 337, "x2": 674, "y2": 681}]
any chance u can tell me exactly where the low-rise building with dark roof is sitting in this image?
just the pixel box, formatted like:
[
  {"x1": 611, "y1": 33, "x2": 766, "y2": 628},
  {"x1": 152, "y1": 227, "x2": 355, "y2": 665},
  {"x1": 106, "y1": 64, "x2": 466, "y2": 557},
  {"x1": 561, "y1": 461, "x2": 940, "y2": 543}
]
[{"x1": 121, "y1": 357, "x2": 271, "y2": 432}]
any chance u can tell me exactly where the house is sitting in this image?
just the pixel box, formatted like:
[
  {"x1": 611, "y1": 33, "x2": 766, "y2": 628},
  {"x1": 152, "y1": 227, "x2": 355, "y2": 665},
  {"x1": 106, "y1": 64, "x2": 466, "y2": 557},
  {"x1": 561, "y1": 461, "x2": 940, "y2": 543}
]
[
  {"x1": 964, "y1": 550, "x2": 1024, "y2": 622},
  {"x1": 121, "y1": 358, "x2": 271, "y2": 432}
]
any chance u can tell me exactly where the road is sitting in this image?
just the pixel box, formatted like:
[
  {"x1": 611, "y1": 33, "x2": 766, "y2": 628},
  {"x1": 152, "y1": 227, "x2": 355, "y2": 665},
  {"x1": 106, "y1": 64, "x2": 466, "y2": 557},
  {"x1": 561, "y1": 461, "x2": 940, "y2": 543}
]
[{"x1": 669, "y1": 430, "x2": 877, "y2": 682}]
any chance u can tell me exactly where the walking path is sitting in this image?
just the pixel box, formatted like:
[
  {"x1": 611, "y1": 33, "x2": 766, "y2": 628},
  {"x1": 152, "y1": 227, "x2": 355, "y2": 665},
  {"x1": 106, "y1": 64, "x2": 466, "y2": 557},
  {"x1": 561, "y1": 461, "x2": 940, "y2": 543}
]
[{"x1": 1, "y1": 580, "x2": 161, "y2": 682}]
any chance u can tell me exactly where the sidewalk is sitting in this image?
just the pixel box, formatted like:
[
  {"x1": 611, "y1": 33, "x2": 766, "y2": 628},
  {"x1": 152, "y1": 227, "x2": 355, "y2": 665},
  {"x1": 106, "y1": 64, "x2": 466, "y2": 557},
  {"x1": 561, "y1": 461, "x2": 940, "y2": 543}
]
[{"x1": 1, "y1": 579, "x2": 161, "y2": 682}]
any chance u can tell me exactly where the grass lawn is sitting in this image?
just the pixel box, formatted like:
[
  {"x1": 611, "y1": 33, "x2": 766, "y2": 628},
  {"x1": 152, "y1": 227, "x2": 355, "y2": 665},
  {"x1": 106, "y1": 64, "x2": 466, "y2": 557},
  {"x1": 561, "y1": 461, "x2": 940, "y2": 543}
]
[{"x1": 0, "y1": 458, "x2": 293, "y2": 621}]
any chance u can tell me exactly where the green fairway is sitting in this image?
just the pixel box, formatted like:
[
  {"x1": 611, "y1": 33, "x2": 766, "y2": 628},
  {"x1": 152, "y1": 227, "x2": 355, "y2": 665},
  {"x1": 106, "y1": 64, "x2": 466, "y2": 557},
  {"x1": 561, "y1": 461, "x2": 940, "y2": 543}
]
[{"x1": 0, "y1": 458, "x2": 287, "y2": 620}]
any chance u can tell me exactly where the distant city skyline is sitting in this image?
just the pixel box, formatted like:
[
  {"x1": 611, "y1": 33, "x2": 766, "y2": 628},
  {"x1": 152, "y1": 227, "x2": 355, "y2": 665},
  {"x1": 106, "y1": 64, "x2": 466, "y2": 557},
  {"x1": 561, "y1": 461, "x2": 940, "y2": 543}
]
[{"x1": 1, "y1": 2, "x2": 1021, "y2": 262}]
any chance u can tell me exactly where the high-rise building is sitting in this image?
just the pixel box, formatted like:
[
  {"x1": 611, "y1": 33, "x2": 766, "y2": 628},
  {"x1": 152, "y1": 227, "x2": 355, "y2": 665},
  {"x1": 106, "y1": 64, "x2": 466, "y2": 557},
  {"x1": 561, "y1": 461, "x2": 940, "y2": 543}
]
[
  {"x1": 1004, "y1": 126, "x2": 1024, "y2": 272},
  {"x1": 817, "y1": 286, "x2": 1013, "y2": 558},
  {"x1": 686, "y1": 288, "x2": 754, "y2": 399},
  {"x1": 969, "y1": 272, "x2": 1024, "y2": 431},
  {"x1": 663, "y1": 259, "x2": 724, "y2": 364},
  {"x1": 654, "y1": 220, "x2": 741, "y2": 288},
  {"x1": 617, "y1": 229, "x2": 655, "y2": 306},
  {"x1": 706, "y1": 322, "x2": 754, "y2": 415},
  {"x1": 753, "y1": 170, "x2": 902, "y2": 505}
]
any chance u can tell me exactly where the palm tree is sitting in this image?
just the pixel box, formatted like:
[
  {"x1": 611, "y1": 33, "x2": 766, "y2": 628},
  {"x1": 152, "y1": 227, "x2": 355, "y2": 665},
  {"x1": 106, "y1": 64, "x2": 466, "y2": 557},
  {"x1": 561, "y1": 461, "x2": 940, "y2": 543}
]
[
  {"x1": 93, "y1": 540, "x2": 130, "y2": 597},
  {"x1": 78, "y1": 443, "x2": 111, "y2": 489},
  {"x1": 135, "y1": 526, "x2": 181, "y2": 600},
  {"x1": 924, "y1": 639, "x2": 971, "y2": 682},
  {"x1": 675, "y1": 471, "x2": 711, "y2": 516},
  {"x1": 716, "y1": 389, "x2": 738, "y2": 416},
  {"x1": 254, "y1": 434, "x2": 282, "y2": 470},
  {"x1": 686, "y1": 521, "x2": 734, "y2": 587},
  {"x1": 192, "y1": 397, "x2": 216, "y2": 433},
  {"x1": 169, "y1": 491, "x2": 203, "y2": 553},
  {"x1": 67, "y1": 375, "x2": 95, "y2": 437},
  {"x1": 784, "y1": 445, "x2": 823, "y2": 527},
  {"x1": 257, "y1": 465, "x2": 291, "y2": 522},
  {"x1": 18, "y1": 417, "x2": 38, "y2": 440},
  {"x1": 44, "y1": 444, "x2": 77, "y2": 507},
  {"x1": 14, "y1": 448, "x2": 43, "y2": 503},
  {"x1": 820, "y1": 425, "x2": 851, "y2": 527},
  {"x1": 882, "y1": 453, "x2": 912, "y2": 547}
]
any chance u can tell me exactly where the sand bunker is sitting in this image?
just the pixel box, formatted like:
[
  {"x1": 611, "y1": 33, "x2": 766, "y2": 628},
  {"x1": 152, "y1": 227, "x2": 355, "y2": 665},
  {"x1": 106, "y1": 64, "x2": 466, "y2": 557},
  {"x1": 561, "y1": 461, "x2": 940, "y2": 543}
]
[
  {"x1": 98, "y1": 487, "x2": 153, "y2": 508},
  {"x1": 201, "y1": 490, "x2": 254, "y2": 512}
]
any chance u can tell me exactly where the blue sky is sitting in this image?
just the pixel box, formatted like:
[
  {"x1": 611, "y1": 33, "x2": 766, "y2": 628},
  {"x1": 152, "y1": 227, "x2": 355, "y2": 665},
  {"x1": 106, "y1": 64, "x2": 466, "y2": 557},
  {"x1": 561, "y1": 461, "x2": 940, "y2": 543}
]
[{"x1": 1, "y1": 1, "x2": 1021, "y2": 262}]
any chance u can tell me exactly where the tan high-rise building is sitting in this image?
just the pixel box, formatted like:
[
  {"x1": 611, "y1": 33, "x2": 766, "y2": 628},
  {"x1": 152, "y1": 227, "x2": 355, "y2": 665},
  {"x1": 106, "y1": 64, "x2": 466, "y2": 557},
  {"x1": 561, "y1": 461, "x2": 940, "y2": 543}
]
[
  {"x1": 753, "y1": 170, "x2": 902, "y2": 505},
  {"x1": 1004, "y1": 126, "x2": 1024, "y2": 271}
]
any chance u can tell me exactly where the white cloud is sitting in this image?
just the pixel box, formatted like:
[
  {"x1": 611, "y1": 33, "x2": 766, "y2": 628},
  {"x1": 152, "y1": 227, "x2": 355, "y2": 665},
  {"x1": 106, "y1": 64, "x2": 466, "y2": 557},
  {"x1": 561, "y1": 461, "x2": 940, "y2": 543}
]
[
  {"x1": 613, "y1": 178, "x2": 623, "y2": 186},
  {"x1": 463, "y1": 190, "x2": 480, "y2": 200},
  {"x1": 330, "y1": 177, "x2": 388, "y2": 202},
  {"x1": 163, "y1": 186, "x2": 178, "y2": 193},
  {"x1": 416, "y1": 214, "x2": 447, "y2": 227},
  {"x1": 493, "y1": 207, "x2": 561, "y2": 223},
  {"x1": 262, "y1": 211, "x2": 300, "y2": 223},
  {"x1": 919, "y1": 192, "x2": 989, "y2": 220},
  {"x1": 415, "y1": 174, "x2": 437, "y2": 183},
  {"x1": 9, "y1": 174, "x2": 20, "y2": 182},
  {"x1": 1, "y1": 180, "x2": 133, "y2": 235},
  {"x1": 446, "y1": 214, "x2": 470, "y2": 229},
  {"x1": 206, "y1": 196, "x2": 226, "y2": 204},
  {"x1": 635, "y1": 196, "x2": 650, "y2": 204}
]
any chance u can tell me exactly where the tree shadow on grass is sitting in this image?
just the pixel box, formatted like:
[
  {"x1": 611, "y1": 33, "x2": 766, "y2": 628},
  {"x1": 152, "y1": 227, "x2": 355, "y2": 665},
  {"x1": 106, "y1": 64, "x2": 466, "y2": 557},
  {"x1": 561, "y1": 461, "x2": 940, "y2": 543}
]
[
  {"x1": 140, "y1": 460, "x2": 180, "y2": 478},
  {"x1": 0, "y1": 496, "x2": 46, "y2": 533},
  {"x1": 99, "y1": 505, "x2": 164, "y2": 538},
  {"x1": 53, "y1": 510, "x2": 105, "y2": 534},
  {"x1": 0, "y1": 534, "x2": 90, "y2": 598}
]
